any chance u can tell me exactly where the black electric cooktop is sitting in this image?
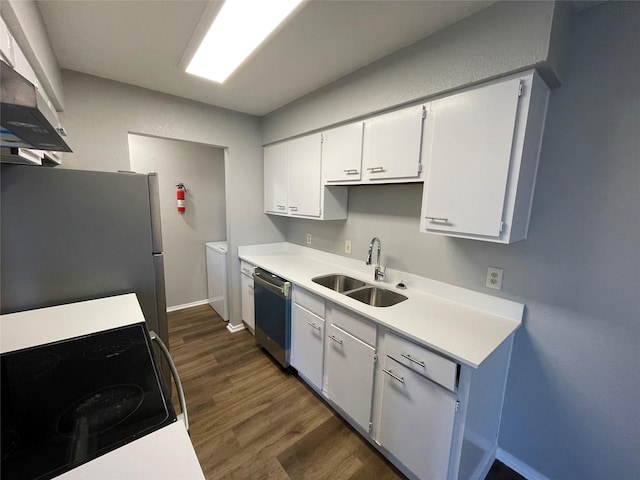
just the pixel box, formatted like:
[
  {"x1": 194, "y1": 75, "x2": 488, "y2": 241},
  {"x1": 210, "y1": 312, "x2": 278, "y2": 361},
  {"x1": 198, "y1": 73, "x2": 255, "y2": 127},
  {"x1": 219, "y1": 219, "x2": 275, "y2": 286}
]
[{"x1": 1, "y1": 323, "x2": 177, "y2": 480}]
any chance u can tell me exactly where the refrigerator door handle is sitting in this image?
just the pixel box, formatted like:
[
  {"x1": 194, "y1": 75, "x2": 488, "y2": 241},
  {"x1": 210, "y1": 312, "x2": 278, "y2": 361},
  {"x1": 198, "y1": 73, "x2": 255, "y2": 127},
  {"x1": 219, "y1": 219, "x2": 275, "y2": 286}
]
[
  {"x1": 147, "y1": 173, "x2": 163, "y2": 254},
  {"x1": 150, "y1": 330, "x2": 189, "y2": 432}
]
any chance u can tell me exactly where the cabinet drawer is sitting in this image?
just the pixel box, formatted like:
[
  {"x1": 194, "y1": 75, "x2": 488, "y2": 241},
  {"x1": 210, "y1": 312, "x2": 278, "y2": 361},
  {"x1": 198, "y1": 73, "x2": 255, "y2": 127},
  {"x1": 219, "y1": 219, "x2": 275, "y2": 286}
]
[
  {"x1": 293, "y1": 286, "x2": 325, "y2": 318},
  {"x1": 330, "y1": 306, "x2": 376, "y2": 347},
  {"x1": 240, "y1": 261, "x2": 255, "y2": 277},
  {"x1": 384, "y1": 331, "x2": 458, "y2": 392}
]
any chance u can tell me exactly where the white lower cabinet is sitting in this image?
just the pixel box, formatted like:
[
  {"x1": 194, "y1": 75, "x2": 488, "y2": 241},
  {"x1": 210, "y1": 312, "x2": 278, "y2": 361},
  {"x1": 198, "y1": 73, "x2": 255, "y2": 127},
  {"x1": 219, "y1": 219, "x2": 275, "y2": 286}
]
[
  {"x1": 378, "y1": 358, "x2": 457, "y2": 480},
  {"x1": 240, "y1": 261, "x2": 255, "y2": 331},
  {"x1": 325, "y1": 323, "x2": 376, "y2": 432},
  {"x1": 291, "y1": 303, "x2": 324, "y2": 390},
  {"x1": 285, "y1": 292, "x2": 514, "y2": 480}
]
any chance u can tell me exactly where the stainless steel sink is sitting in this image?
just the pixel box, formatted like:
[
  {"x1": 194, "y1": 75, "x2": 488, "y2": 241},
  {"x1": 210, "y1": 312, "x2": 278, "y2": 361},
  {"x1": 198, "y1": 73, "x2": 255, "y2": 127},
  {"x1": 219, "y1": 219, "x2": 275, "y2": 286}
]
[
  {"x1": 312, "y1": 274, "x2": 407, "y2": 307},
  {"x1": 312, "y1": 274, "x2": 367, "y2": 293},
  {"x1": 345, "y1": 286, "x2": 408, "y2": 307}
]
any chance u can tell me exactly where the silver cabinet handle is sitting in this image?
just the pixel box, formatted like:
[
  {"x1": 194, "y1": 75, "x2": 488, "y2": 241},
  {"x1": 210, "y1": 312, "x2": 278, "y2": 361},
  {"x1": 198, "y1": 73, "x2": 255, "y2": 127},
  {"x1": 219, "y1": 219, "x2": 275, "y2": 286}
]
[
  {"x1": 289, "y1": 206, "x2": 299, "y2": 211},
  {"x1": 425, "y1": 216, "x2": 449, "y2": 222},
  {"x1": 276, "y1": 205, "x2": 286, "y2": 210},
  {"x1": 307, "y1": 322, "x2": 321, "y2": 331},
  {"x1": 242, "y1": 268, "x2": 252, "y2": 275},
  {"x1": 328, "y1": 334, "x2": 343, "y2": 345},
  {"x1": 150, "y1": 330, "x2": 189, "y2": 431},
  {"x1": 383, "y1": 368, "x2": 405, "y2": 383},
  {"x1": 401, "y1": 353, "x2": 426, "y2": 367},
  {"x1": 343, "y1": 169, "x2": 359, "y2": 175},
  {"x1": 367, "y1": 166, "x2": 385, "y2": 173}
]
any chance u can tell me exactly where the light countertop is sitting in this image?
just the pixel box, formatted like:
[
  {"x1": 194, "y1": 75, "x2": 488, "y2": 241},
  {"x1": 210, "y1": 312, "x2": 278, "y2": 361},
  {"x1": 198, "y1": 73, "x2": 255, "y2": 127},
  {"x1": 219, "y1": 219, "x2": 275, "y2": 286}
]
[
  {"x1": 0, "y1": 294, "x2": 205, "y2": 480},
  {"x1": 239, "y1": 243, "x2": 523, "y2": 369}
]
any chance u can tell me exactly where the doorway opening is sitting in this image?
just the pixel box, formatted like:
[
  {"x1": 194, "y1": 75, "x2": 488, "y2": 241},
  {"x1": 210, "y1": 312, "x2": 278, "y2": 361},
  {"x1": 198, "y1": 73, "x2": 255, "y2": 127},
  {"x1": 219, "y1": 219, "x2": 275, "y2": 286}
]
[{"x1": 128, "y1": 133, "x2": 227, "y2": 315}]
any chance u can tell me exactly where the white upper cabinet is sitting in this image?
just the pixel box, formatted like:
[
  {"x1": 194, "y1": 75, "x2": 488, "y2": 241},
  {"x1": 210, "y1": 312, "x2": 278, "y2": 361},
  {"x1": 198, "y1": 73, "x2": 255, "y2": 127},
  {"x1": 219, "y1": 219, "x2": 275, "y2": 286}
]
[
  {"x1": 0, "y1": 18, "x2": 15, "y2": 67},
  {"x1": 287, "y1": 134, "x2": 322, "y2": 217},
  {"x1": 362, "y1": 105, "x2": 427, "y2": 183},
  {"x1": 263, "y1": 142, "x2": 288, "y2": 214},
  {"x1": 264, "y1": 135, "x2": 348, "y2": 220},
  {"x1": 420, "y1": 71, "x2": 549, "y2": 243},
  {"x1": 322, "y1": 122, "x2": 364, "y2": 183}
]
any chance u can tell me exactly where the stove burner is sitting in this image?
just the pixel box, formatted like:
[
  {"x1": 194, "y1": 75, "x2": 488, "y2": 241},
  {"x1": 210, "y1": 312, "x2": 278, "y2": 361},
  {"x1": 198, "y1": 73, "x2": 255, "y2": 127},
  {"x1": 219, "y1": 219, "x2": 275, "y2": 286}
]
[
  {"x1": 56, "y1": 384, "x2": 144, "y2": 438},
  {"x1": 1, "y1": 429, "x2": 19, "y2": 461},
  {"x1": 4, "y1": 352, "x2": 60, "y2": 386},
  {"x1": 83, "y1": 337, "x2": 134, "y2": 360}
]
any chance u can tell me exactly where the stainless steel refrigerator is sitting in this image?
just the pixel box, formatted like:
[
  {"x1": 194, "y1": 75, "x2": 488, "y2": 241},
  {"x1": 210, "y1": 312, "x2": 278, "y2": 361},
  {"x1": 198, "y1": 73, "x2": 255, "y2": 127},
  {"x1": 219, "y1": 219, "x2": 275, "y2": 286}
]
[{"x1": 0, "y1": 164, "x2": 169, "y2": 351}]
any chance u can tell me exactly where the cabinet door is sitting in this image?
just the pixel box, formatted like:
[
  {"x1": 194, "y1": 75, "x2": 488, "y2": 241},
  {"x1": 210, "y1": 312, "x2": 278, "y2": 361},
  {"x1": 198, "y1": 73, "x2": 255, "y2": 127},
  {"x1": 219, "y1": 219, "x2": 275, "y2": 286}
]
[
  {"x1": 422, "y1": 78, "x2": 521, "y2": 237},
  {"x1": 241, "y1": 273, "x2": 254, "y2": 330},
  {"x1": 378, "y1": 359, "x2": 457, "y2": 480},
  {"x1": 325, "y1": 324, "x2": 376, "y2": 431},
  {"x1": 0, "y1": 18, "x2": 15, "y2": 67},
  {"x1": 264, "y1": 143, "x2": 288, "y2": 214},
  {"x1": 362, "y1": 105, "x2": 425, "y2": 181},
  {"x1": 287, "y1": 134, "x2": 322, "y2": 217},
  {"x1": 322, "y1": 122, "x2": 364, "y2": 183},
  {"x1": 291, "y1": 304, "x2": 324, "y2": 389}
]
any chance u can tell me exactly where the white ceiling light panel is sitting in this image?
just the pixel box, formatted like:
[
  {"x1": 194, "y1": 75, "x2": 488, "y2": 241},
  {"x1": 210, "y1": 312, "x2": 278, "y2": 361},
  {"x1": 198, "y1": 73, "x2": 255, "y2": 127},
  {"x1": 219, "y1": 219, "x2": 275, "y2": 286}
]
[{"x1": 186, "y1": 0, "x2": 303, "y2": 84}]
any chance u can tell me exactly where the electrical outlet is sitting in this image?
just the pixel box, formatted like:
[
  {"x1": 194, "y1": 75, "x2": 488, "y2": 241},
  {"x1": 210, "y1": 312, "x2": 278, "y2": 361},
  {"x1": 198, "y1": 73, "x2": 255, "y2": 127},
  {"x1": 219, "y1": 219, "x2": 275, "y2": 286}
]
[
  {"x1": 306, "y1": 233, "x2": 312, "y2": 245},
  {"x1": 344, "y1": 240, "x2": 352, "y2": 254},
  {"x1": 486, "y1": 267, "x2": 503, "y2": 290}
]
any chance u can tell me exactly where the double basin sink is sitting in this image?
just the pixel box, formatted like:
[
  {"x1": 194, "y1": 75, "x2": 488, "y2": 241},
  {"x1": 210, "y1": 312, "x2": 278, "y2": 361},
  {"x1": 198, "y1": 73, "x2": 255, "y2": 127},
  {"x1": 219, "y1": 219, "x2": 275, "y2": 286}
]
[{"x1": 312, "y1": 274, "x2": 407, "y2": 307}]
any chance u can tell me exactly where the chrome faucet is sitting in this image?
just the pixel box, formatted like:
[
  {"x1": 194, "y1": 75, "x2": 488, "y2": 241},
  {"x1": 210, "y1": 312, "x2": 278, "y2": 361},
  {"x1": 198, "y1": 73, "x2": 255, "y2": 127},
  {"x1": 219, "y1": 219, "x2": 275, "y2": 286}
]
[{"x1": 366, "y1": 237, "x2": 386, "y2": 281}]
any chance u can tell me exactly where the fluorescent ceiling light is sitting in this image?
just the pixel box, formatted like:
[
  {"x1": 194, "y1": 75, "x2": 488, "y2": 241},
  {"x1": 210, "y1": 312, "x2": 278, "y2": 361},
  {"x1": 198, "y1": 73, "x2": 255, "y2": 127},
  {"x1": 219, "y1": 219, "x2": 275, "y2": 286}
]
[{"x1": 186, "y1": 0, "x2": 303, "y2": 84}]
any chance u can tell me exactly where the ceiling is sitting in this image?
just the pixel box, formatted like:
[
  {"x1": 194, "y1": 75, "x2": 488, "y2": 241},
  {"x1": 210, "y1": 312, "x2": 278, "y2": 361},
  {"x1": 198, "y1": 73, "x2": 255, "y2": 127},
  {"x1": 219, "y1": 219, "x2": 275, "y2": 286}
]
[{"x1": 37, "y1": 0, "x2": 498, "y2": 117}]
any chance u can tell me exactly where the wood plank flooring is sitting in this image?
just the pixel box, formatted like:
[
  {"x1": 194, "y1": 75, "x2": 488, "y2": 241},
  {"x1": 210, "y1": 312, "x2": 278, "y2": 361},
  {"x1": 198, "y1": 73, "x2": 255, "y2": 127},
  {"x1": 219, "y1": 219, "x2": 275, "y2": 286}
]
[
  {"x1": 167, "y1": 305, "x2": 524, "y2": 480},
  {"x1": 168, "y1": 305, "x2": 404, "y2": 480}
]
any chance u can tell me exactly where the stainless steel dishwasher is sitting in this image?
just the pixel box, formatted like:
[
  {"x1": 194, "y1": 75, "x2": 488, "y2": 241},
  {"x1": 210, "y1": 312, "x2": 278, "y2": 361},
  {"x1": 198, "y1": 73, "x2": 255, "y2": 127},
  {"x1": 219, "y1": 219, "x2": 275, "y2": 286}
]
[{"x1": 253, "y1": 268, "x2": 291, "y2": 368}]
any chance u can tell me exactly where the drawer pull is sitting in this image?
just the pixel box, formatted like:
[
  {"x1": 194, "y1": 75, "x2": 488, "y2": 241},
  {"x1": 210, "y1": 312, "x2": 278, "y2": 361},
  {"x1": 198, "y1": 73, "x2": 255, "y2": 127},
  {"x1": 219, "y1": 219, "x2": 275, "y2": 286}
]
[
  {"x1": 367, "y1": 166, "x2": 385, "y2": 173},
  {"x1": 307, "y1": 322, "x2": 321, "y2": 331},
  {"x1": 328, "y1": 334, "x2": 343, "y2": 345},
  {"x1": 383, "y1": 368, "x2": 404, "y2": 383},
  {"x1": 401, "y1": 353, "x2": 425, "y2": 367},
  {"x1": 289, "y1": 206, "x2": 299, "y2": 211},
  {"x1": 343, "y1": 169, "x2": 359, "y2": 175},
  {"x1": 276, "y1": 205, "x2": 286, "y2": 210},
  {"x1": 425, "y1": 216, "x2": 449, "y2": 223}
]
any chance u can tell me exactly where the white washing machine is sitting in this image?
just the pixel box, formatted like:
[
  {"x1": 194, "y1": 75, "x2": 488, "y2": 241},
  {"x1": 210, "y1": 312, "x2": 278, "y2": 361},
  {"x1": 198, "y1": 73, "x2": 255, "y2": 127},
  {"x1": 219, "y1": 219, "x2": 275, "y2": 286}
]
[{"x1": 205, "y1": 241, "x2": 229, "y2": 321}]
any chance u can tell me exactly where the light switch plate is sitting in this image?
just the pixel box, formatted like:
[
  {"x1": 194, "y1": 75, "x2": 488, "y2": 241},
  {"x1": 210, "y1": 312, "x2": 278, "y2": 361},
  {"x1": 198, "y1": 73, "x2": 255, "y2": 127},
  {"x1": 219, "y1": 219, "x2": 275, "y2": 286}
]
[
  {"x1": 306, "y1": 233, "x2": 312, "y2": 245},
  {"x1": 486, "y1": 267, "x2": 503, "y2": 290},
  {"x1": 345, "y1": 240, "x2": 352, "y2": 254}
]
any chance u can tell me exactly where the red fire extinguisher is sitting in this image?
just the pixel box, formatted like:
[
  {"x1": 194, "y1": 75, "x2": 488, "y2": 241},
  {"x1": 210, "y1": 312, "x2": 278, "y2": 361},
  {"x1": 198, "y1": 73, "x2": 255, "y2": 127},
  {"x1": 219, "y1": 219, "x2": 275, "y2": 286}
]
[{"x1": 176, "y1": 183, "x2": 186, "y2": 213}]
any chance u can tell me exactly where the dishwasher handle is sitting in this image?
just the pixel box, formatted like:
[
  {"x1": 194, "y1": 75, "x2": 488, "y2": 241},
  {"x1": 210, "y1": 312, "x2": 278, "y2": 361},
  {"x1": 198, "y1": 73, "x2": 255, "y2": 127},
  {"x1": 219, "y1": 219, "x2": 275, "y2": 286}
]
[
  {"x1": 150, "y1": 330, "x2": 189, "y2": 432},
  {"x1": 253, "y1": 272, "x2": 291, "y2": 298}
]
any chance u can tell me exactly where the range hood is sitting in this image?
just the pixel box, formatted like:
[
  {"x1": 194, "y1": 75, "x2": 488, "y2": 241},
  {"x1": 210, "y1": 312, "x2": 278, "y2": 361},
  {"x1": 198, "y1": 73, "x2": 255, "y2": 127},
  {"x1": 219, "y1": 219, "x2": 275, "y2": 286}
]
[{"x1": 0, "y1": 61, "x2": 72, "y2": 152}]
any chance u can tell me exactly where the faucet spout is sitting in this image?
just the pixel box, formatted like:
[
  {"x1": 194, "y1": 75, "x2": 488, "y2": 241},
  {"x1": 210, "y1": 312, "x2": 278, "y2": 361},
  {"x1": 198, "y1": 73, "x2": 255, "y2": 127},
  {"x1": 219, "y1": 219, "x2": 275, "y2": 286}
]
[{"x1": 366, "y1": 237, "x2": 385, "y2": 281}]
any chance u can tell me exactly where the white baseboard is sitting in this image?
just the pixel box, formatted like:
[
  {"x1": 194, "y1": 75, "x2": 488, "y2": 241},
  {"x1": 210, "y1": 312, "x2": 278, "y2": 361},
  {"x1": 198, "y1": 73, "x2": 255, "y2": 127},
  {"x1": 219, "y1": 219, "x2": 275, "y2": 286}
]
[
  {"x1": 166, "y1": 299, "x2": 210, "y2": 312},
  {"x1": 226, "y1": 322, "x2": 245, "y2": 333},
  {"x1": 497, "y1": 448, "x2": 550, "y2": 480}
]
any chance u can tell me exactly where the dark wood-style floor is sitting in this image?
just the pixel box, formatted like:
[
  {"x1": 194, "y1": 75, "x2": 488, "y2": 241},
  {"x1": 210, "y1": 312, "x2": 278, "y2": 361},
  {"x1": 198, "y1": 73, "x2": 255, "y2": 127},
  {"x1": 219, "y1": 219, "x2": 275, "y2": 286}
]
[{"x1": 168, "y1": 305, "x2": 525, "y2": 480}]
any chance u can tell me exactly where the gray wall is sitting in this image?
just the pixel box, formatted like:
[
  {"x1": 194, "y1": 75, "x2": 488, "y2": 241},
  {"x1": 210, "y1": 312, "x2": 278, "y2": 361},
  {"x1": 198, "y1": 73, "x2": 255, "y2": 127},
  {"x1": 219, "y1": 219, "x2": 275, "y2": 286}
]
[
  {"x1": 59, "y1": 71, "x2": 287, "y2": 329},
  {"x1": 265, "y1": 2, "x2": 640, "y2": 479},
  {"x1": 128, "y1": 134, "x2": 226, "y2": 309},
  {"x1": 262, "y1": 0, "x2": 569, "y2": 143}
]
